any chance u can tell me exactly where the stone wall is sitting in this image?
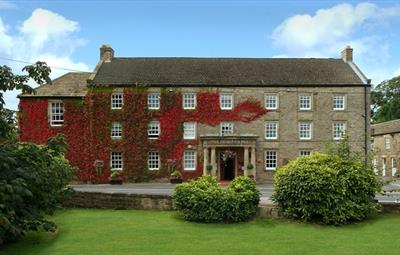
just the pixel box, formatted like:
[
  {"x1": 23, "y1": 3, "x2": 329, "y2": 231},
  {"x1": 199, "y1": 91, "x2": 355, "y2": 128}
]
[{"x1": 66, "y1": 191, "x2": 173, "y2": 210}]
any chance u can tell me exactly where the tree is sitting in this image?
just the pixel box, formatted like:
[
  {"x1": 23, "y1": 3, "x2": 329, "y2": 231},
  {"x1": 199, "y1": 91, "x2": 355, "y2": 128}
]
[
  {"x1": 0, "y1": 62, "x2": 51, "y2": 141},
  {"x1": 371, "y1": 75, "x2": 400, "y2": 123}
]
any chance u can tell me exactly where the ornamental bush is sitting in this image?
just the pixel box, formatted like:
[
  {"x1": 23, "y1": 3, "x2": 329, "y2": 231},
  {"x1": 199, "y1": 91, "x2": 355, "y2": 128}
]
[
  {"x1": 272, "y1": 150, "x2": 381, "y2": 225},
  {"x1": 173, "y1": 176, "x2": 260, "y2": 223},
  {"x1": 0, "y1": 134, "x2": 75, "y2": 245}
]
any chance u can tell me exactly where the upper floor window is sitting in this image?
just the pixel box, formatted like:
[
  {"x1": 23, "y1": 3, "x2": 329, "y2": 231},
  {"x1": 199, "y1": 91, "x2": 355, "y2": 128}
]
[
  {"x1": 111, "y1": 122, "x2": 122, "y2": 139},
  {"x1": 110, "y1": 152, "x2": 123, "y2": 170},
  {"x1": 265, "y1": 94, "x2": 278, "y2": 110},
  {"x1": 148, "y1": 93, "x2": 160, "y2": 110},
  {"x1": 183, "y1": 150, "x2": 196, "y2": 171},
  {"x1": 385, "y1": 136, "x2": 391, "y2": 149},
  {"x1": 111, "y1": 93, "x2": 123, "y2": 109},
  {"x1": 148, "y1": 151, "x2": 160, "y2": 170},
  {"x1": 299, "y1": 149, "x2": 312, "y2": 157},
  {"x1": 333, "y1": 95, "x2": 346, "y2": 110},
  {"x1": 220, "y1": 122, "x2": 234, "y2": 135},
  {"x1": 148, "y1": 121, "x2": 160, "y2": 139},
  {"x1": 265, "y1": 121, "x2": 278, "y2": 139},
  {"x1": 220, "y1": 94, "x2": 233, "y2": 110},
  {"x1": 299, "y1": 122, "x2": 312, "y2": 140},
  {"x1": 265, "y1": 150, "x2": 277, "y2": 170},
  {"x1": 49, "y1": 101, "x2": 64, "y2": 126},
  {"x1": 183, "y1": 93, "x2": 196, "y2": 109},
  {"x1": 333, "y1": 122, "x2": 346, "y2": 140},
  {"x1": 299, "y1": 95, "x2": 312, "y2": 111},
  {"x1": 183, "y1": 122, "x2": 196, "y2": 140}
]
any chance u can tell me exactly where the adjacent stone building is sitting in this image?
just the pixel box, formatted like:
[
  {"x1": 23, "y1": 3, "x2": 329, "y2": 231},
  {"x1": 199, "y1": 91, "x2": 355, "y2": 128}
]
[
  {"x1": 372, "y1": 119, "x2": 400, "y2": 177},
  {"x1": 18, "y1": 45, "x2": 371, "y2": 183}
]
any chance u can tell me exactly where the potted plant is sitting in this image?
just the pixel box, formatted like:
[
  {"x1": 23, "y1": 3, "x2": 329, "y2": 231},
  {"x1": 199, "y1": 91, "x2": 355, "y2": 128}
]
[
  {"x1": 170, "y1": 170, "x2": 183, "y2": 184},
  {"x1": 109, "y1": 170, "x2": 123, "y2": 185},
  {"x1": 206, "y1": 164, "x2": 213, "y2": 175}
]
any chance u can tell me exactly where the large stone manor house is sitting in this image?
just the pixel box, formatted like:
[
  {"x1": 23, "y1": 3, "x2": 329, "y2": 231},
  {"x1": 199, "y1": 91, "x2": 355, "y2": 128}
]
[{"x1": 19, "y1": 45, "x2": 371, "y2": 183}]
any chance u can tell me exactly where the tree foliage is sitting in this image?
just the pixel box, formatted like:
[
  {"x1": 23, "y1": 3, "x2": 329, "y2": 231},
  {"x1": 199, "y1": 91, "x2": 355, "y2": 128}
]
[{"x1": 371, "y1": 75, "x2": 400, "y2": 123}]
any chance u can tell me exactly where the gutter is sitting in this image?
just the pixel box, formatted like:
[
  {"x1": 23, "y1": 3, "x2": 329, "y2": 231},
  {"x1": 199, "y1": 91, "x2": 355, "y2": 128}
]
[{"x1": 365, "y1": 79, "x2": 371, "y2": 165}]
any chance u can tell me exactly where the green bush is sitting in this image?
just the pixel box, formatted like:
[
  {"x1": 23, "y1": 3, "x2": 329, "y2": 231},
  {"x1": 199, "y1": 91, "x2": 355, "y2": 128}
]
[
  {"x1": 0, "y1": 134, "x2": 75, "y2": 245},
  {"x1": 173, "y1": 176, "x2": 260, "y2": 223},
  {"x1": 272, "y1": 151, "x2": 381, "y2": 225}
]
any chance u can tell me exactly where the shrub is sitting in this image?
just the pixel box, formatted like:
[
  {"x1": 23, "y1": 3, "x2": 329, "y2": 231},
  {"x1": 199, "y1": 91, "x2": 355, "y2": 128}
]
[
  {"x1": 272, "y1": 151, "x2": 381, "y2": 225},
  {"x1": 0, "y1": 134, "x2": 75, "y2": 245},
  {"x1": 173, "y1": 176, "x2": 260, "y2": 223}
]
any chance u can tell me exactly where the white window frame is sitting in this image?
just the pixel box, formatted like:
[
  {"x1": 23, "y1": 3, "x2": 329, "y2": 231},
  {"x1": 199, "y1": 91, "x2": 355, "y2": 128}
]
[
  {"x1": 111, "y1": 122, "x2": 122, "y2": 139},
  {"x1": 372, "y1": 158, "x2": 378, "y2": 174},
  {"x1": 220, "y1": 93, "x2": 233, "y2": 110},
  {"x1": 183, "y1": 150, "x2": 196, "y2": 171},
  {"x1": 265, "y1": 94, "x2": 278, "y2": 110},
  {"x1": 384, "y1": 136, "x2": 391, "y2": 149},
  {"x1": 265, "y1": 150, "x2": 277, "y2": 170},
  {"x1": 220, "y1": 122, "x2": 234, "y2": 135},
  {"x1": 148, "y1": 151, "x2": 160, "y2": 170},
  {"x1": 148, "y1": 93, "x2": 160, "y2": 110},
  {"x1": 333, "y1": 95, "x2": 346, "y2": 111},
  {"x1": 110, "y1": 152, "x2": 123, "y2": 170},
  {"x1": 298, "y1": 122, "x2": 312, "y2": 140},
  {"x1": 111, "y1": 93, "x2": 123, "y2": 109},
  {"x1": 183, "y1": 93, "x2": 196, "y2": 110},
  {"x1": 299, "y1": 95, "x2": 312, "y2": 111},
  {"x1": 49, "y1": 101, "x2": 64, "y2": 126},
  {"x1": 391, "y1": 157, "x2": 397, "y2": 176},
  {"x1": 148, "y1": 121, "x2": 160, "y2": 139},
  {"x1": 333, "y1": 122, "x2": 346, "y2": 140},
  {"x1": 265, "y1": 121, "x2": 278, "y2": 140},
  {"x1": 299, "y1": 149, "x2": 312, "y2": 157},
  {"x1": 183, "y1": 122, "x2": 196, "y2": 140}
]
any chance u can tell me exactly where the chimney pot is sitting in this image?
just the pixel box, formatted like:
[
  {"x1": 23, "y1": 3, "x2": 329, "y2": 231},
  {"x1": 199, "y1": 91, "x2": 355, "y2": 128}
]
[
  {"x1": 100, "y1": 44, "x2": 114, "y2": 62},
  {"x1": 341, "y1": 45, "x2": 353, "y2": 62}
]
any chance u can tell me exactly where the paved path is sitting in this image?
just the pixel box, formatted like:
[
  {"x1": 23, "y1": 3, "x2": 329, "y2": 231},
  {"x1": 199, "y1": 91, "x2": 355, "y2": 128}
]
[{"x1": 70, "y1": 182, "x2": 400, "y2": 203}]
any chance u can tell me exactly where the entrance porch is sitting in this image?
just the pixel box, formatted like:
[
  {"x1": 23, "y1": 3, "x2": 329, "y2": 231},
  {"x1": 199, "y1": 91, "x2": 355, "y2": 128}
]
[{"x1": 201, "y1": 135, "x2": 258, "y2": 181}]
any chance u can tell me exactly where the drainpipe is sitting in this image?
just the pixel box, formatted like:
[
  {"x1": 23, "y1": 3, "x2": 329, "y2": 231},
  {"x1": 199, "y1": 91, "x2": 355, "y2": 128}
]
[{"x1": 365, "y1": 79, "x2": 371, "y2": 166}]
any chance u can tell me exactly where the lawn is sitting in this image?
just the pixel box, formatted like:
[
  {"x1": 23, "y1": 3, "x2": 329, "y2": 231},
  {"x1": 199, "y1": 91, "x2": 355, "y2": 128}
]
[{"x1": 1, "y1": 209, "x2": 399, "y2": 255}]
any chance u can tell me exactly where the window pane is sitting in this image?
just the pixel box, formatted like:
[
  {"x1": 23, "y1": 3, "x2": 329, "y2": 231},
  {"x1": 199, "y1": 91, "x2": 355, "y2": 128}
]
[
  {"x1": 148, "y1": 93, "x2": 160, "y2": 109},
  {"x1": 50, "y1": 102, "x2": 64, "y2": 126},
  {"x1": 183, "y1": 93, "x2": 196, "y2": 109},
  {"x1": 220, "y1": 122, "x2": 234, "y2": 135},
  {"x1": 333, "y1": 95, "x2": 345, "y2": 110},
  {"x1": 183, "y1": 122, "x2": 196, "y2": 139},
  {"x1": 333, "y1": 122, "x2": 346, "y2": 140},
  {"x1": 148, "y1": 151, "x2": 160, "y2": 170},
  {"x1": 299, "y1": 150, "x2": 312, "y2": 156},
  {"x1": 265, "y1": 122, "x2": 278, "y2": 139},
  {"x1": 148, "y1": 121, "x2": 160, "y2": 138},
  {"x1": 184, "y1": 150, "x2": 196, "y2": 170},
  {"x1": 111, "y1": 122, "x2": 122, "y2": 139},
  {"x1": 265, "y1": 150, "x2": 277, "y2": 170},
  {"x1": 111, "y1": 152, "x2": 123, "y2": 170},
  {"x1": 299, "y1": 122, "x2": 312, "y2": 139},
  {"x1": 111, "y1": 93, "x2": 123, "y2": 109},
  {"x1": 265, "y1": 95, "x2": 277, "y2": 109},
  {"x1": 220, "y1": 94, "x2": 233, "y2": 109},
  {"x1": 299, "y1": 95, "x2": 311, "y2": 110}
]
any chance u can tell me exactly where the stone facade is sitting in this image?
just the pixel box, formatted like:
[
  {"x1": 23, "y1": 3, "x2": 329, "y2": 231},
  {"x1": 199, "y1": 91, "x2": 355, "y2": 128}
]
[{"x1": 372, "y1": 119, "x2": 400, "y2": 177}]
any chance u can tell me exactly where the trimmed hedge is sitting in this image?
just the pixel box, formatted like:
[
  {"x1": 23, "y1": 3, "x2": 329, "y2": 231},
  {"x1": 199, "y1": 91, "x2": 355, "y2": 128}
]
[
  {"x1": 271, "y1": 152, "x2": 381, "y2": 225},
  {"x1": 173, "y1": 176, "x2": 260, "y2": 223}
]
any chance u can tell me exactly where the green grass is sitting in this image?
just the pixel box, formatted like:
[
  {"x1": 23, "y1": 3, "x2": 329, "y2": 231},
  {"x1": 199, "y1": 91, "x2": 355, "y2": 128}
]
[{"x1": 1, "y1": 209, "x2": 399, "y2": 255}]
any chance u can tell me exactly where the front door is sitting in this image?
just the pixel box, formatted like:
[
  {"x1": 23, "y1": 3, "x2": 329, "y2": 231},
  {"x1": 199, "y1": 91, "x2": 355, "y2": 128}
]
[{"x1": 220, "y1": 154, "x2": 235, "y2": 180}]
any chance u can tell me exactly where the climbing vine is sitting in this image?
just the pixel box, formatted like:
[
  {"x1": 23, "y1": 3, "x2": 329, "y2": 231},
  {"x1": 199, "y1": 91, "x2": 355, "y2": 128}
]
[{"x1": 19, "y1": 88, "x2": 267, "y2": 183}]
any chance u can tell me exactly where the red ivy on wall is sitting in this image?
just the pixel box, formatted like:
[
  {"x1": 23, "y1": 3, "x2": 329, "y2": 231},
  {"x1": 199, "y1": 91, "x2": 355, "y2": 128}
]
[{"x1": 19, "y1": 89, "x2": 267, "y2": 183}]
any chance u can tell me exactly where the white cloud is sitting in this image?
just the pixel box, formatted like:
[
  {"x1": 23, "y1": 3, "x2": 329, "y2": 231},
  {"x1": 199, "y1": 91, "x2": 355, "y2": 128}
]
[
  {"x1": 0, "y1": 1, "x2": 16, "y2": 9},
  {"x1": 271, "y1": 2, "x2": 400, "y2": 84},
  {"x1": 0, "y1": 8, "x2": 90, "y2": 110}
]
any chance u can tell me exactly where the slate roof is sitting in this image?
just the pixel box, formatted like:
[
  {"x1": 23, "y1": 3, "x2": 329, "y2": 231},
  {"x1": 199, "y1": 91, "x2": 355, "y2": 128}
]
[
  {"x1": 372, "y1": 119, "x2": 400, "y2": 136},
  {"x1": 90, "y1": 58, "x2": 365, "y2": 86},
  {"x1": 19, "y1": 72, "x2": 92, "y2": 98}
]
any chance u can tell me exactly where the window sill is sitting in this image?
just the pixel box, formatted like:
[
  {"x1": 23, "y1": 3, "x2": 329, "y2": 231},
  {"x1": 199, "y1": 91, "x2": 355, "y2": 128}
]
[
  {"x1": 265, "y1": 169, "x2": 276, "y2": 171},
  {"x1": 148, "y1": 168, "x2": 160, "y2": 171}
]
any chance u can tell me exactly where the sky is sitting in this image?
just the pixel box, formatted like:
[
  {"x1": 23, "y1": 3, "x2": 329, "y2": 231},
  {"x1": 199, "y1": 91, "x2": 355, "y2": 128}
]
[{"x1": 1, "y1": 0, "x2": 400, "y2": 110}]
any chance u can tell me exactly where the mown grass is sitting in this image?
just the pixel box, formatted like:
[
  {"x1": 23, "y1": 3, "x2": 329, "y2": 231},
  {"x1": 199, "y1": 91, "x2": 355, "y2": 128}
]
[{"x1": 1, "y1": 209, "x2": 399, "y2": 255}]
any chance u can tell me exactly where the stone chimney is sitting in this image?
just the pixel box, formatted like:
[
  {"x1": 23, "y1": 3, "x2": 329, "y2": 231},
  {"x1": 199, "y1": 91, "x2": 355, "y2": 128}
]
[
  {"x1": 341, "y1": 46, "x2": 353, "y2": 62},
  {"x1": 100, "y1": 44, "x2": 114, "y2": 62}
]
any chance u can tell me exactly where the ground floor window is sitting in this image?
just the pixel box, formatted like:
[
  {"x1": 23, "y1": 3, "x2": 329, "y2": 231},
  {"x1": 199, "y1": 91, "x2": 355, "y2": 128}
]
[
  {"x1": 148, "y1": 151, "x2": 160, "y2": 170},
  {"x1": 299, "y1": 149, "x2": 312, "y2": 156},
  {"x1": 183, "y1": 150, "x2": 196, "y2": 171},
  {"x1": 265, "y1": 150, "x2": 277, "y2": 170},
  {"x1": 110, "y1": 152, "x2": 123, "y2": 170}
]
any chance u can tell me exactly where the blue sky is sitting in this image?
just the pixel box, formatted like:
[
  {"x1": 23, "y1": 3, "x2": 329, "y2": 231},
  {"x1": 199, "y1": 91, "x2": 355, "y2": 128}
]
[{"x1": 1, "y1": 0, "x2": 400, "y2": 109}]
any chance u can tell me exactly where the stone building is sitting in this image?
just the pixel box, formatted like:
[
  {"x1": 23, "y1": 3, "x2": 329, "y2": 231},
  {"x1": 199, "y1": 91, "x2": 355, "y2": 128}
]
[
  {"x1": 18, "y1": 45, "x2": 371, "y2": 183},
  {"x1": 371, "y1": 119, "x2": 400, "y2": 177}
]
